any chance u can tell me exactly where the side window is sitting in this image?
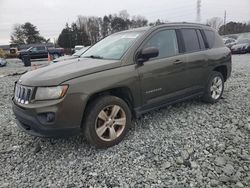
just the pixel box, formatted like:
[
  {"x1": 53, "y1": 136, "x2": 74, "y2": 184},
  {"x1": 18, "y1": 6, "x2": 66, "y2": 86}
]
[
  {"x1": 204, "y1": 30, "x2": 215, "y2": 48},
  {"x1": 181, "y1": 29, "x2": 200, "y2": 52},
  {"x1": 37, "y1": 46, "x2": 45, "y2": 51},
  {"x1": 31, "y1": 47, "x2": 37, "y2": 52},
  {"x1": 196, "y1": 30, "x2": 205, "y2": 50},
  {"x1": 144, "y1": 30, "x2": 179, "y2": 59}
]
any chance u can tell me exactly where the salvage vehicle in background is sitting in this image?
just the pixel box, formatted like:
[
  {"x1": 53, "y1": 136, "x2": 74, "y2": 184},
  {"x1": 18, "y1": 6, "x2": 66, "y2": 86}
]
[
  {"x1": 3, "y1": 47, "x2": 20, "y2": 58},
  {"x1": 0, "y1": 58, "x2": 7, "y2": 67},
  {"x1": 12, "y1": 23, "x2": 231, "y2": 148},
  {"x1": 52, "y1": 46, "x2": 90, "y2": 63},
  {"x1": 223, "y1": 37, "x2": 237, "y2": 49},
  {"x1": 0, "y1": 48, "x2": 6, "y2": 58},
  {"x1": 18, "y1": 46, "x2": 64, "y2": 60},
  {"x1": 231, "y1": 38, "x2": 250, "y2": 54}
]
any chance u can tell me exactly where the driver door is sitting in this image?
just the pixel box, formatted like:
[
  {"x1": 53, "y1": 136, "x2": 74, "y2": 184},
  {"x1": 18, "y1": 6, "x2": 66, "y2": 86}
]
[{"x1": 137, "y1": 29, "x2": 188, "y2": 107}]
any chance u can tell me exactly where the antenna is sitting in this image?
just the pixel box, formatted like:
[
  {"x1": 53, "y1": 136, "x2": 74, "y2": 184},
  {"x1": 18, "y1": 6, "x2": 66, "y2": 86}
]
[{"x1": 196, "y1": 0, "x2": 201, "y2": 23}]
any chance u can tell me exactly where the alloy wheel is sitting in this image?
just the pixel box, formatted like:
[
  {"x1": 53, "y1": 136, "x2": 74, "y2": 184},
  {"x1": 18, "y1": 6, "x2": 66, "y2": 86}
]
[
  {"x1": 95, "y1": 105, "x2": 126, "y2": 141},
  {"x1": 210, "y1": 76, "x2": 223, "y2": 100}
]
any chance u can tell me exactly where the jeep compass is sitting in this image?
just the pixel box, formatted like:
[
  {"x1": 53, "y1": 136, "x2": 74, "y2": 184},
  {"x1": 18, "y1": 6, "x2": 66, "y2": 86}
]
[{"x1": 12, "y1": 23, "x2": 232, "y2": 148}]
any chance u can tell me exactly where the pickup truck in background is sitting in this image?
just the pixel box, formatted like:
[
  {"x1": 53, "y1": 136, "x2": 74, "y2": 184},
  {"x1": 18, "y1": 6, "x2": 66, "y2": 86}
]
[{"x1": 18, "y1": 46, "x2": 64, "y2": 60}]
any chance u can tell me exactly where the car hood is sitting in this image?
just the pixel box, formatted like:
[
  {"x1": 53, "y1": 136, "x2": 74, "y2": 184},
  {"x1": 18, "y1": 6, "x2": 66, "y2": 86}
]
[
  {"x1": 20, "y1": 58, "x2": 120, "y2": 86},
  {"x1": 231, "y1": 43, "x2": 248, "y2": 49},
  {"x1": 52, "y1": 55, "x2": 77, "y2": 63}
]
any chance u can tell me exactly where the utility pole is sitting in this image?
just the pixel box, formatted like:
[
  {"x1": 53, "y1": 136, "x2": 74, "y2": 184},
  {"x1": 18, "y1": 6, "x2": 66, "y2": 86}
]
[
  {"x1": 78, "y1": 17, "x2": 84, "y2": 45},
  {"x1": 196, "y1": 0, "x2": 201, "y2": 23},
  {"x1": 223, "y1": 10, "x2": 227, "y2": 35},
  {"x1": 54, "y1": 38, "x2": 56, "y2": 48}
]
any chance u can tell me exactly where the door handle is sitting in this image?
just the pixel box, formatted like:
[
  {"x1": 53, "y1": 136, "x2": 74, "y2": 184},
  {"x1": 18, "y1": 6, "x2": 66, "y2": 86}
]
[{"x1": 173, "y1": 59, "x2": 183, "y2": 65}]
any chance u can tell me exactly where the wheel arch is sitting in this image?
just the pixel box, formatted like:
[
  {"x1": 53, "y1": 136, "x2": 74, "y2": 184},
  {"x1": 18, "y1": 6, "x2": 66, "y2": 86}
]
[
  {"x1": 81, "y1": 87, "x2": 135, "y2": 128},
  {"x1": 213, "y1": 65, "x2": 228, "y2": 81}
]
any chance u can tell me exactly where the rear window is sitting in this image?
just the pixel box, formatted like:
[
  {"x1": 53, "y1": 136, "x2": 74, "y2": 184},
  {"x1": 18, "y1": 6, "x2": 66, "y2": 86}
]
[
  {"x1": 204, "y1": 30, "x2": 215, "y2": 48},
  {"x1": 181, "y1": 29, "x2": 200, "y2": 53}
]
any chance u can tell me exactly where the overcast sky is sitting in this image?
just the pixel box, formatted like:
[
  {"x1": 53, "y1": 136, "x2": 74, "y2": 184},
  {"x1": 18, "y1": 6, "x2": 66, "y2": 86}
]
[{"x1": 0, "y1": 0, "x2": 249, "y2": 45}]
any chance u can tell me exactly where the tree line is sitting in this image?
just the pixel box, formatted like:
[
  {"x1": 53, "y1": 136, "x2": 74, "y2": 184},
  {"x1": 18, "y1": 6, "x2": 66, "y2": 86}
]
[
  {"x1": 206, "y1": 17, "x2": 250, "y2": 35},
  {"x1": 10, "y1": 10, "x2": 250, "y2": 48},
  {"x1": 57, "y1": 10, "x2": 149, "y2": 48},
  {"x1": 10, "y1": 22, "x2": 49, "y2": 45}
]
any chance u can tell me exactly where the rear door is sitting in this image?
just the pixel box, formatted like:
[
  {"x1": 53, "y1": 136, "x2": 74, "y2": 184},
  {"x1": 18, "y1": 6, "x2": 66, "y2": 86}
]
[
  {"x1": 137, "y1": 29, "x2": 189, "y2": 107},
  {"x1": 180, "y1": 28, "x2": 208, "y2": 91}
]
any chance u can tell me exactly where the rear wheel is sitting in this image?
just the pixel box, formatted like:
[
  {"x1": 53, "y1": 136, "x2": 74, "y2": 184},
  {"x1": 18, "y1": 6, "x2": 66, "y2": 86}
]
[
  {"x1": 202, "y1": 71, "x2": 224, "y2": 103},
  {"x1": 84, "y1": 95, "x2": 131, "y2": 148}
]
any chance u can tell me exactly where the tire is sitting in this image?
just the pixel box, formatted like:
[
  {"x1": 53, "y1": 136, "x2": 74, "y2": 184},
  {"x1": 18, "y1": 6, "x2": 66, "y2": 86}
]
[
  {"x1": 202, "y1": 71, "x2": 224, "y2": 104},
  {"x1": 83, "y1": 95, "x2": 132, "y2": 148}
]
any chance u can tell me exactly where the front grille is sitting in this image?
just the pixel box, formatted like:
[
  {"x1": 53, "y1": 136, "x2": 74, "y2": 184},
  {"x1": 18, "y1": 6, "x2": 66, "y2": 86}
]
[{"x1": 14, "y1": 84, "x2": 34, "y2": 104}]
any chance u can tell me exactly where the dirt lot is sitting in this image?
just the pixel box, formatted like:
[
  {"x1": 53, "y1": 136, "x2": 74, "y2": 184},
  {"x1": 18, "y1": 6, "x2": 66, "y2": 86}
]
[{"x1": 0, "y1": 55, "x2": 250, "y2": 188}]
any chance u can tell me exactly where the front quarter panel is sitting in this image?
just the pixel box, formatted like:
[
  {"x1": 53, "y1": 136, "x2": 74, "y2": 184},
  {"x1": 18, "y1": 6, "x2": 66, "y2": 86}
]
[{"x1": 63, "y1": 65, "x2": 141, "y2": 109}]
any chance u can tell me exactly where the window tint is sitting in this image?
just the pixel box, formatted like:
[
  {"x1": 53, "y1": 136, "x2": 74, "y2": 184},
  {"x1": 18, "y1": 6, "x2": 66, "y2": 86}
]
[
  {"x1": 196, "y1": 30, "x2": 205, "y2": 49},
  {"x1": 144, "y1": 30, "x2": 179, "y2": 59},
  {"x1": 181, "y1": 29, "x2": 200, "y2": 52},
  {"x1": 204, "y1": 30, "x2": 215, "y2": 48}
]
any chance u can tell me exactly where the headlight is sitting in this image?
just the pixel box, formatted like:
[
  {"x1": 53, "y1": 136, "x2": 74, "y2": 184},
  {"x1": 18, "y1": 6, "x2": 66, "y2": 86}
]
[{"x1": 35, "y1": 85, "x2": 68, "y2": 100}]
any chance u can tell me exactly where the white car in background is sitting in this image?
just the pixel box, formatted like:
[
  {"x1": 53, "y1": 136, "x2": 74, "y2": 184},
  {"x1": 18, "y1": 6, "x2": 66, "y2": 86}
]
[
  {"x1": 223, "y1": 38, "x2": 237, "y2": 49},
  {"x1": 74, "y1": 45, "x2": 84, "y2": 52}
]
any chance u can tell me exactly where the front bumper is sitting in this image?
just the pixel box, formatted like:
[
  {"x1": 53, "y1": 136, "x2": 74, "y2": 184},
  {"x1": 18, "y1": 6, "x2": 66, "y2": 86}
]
[{"x1": 12, "y1": 93, "x2": 86, "y2": 137}]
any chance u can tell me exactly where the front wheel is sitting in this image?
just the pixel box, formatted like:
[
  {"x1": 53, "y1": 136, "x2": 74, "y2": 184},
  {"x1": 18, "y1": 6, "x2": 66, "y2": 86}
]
[
  {"x1": 202, "y1": 71, "x2": 224, "y2": 103},
  {"x1": 83, "y1": 95, "x2": 132, "y2": 148}
]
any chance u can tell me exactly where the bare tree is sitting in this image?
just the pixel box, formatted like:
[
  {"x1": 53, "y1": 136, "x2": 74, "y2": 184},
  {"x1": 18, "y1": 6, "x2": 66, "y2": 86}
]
[
  {"x1": 77, "y1": 16, "x2": 101, "y2": 44},
  {"x1": 119, "y1": 10, "x2": 130, "y2": 20},
  {"x1": 131, "y1": 15, "x2": 148, "y2": 28},
  {"x1": 206, "y1": 17, "x2": 223, "y2": 31}
]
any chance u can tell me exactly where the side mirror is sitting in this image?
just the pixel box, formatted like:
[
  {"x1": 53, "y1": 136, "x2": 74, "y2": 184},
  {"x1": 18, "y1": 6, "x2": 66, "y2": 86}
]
[{"x1": 136, "y1": 47, "x2": 159, "y2": 65}]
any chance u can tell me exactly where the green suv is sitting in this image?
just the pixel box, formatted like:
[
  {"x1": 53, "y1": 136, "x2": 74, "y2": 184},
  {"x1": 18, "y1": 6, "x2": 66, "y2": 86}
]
[{"x1": 12, "y1": 23, "x2": 231, "y2": 148}]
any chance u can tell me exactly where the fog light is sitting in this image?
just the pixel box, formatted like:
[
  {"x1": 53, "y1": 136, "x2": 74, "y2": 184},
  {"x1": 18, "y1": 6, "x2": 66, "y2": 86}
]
[
  {"x1": 46, "y1": 113, "x2": 55, "y2": 122},
  {"x1": 37, "y1": 112, "x2": 56, "y2": 125}
]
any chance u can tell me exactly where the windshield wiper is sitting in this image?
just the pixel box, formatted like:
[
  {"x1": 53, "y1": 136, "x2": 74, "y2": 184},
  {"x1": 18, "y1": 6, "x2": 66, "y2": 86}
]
[{"x1": 84, "y1": 55, "x2": 104, "y2": 59}]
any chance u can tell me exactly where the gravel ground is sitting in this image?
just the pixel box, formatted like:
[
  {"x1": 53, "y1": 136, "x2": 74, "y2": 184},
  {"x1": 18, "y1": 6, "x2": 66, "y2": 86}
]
[{"x1": 0, "y1": 55, "x2": 250, "y2": 188}]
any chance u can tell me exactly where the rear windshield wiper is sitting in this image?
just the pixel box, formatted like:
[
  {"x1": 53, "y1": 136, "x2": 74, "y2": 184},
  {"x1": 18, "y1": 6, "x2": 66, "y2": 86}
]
[{"x1": 83, "y1": 55, "x2": 104, "y2": 59}]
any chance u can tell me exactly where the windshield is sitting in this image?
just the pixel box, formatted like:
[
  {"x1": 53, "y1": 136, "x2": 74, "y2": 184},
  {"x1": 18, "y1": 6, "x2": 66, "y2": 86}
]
[
  {"x1": 73, "y1": 46, "x2": 90, "y2": 56},
  {"x1": 81, "y1": 31, "x2": 143, "y2": 60},
  {"x1": 237, "y1": 39, "x2": 250, "y2": 44}
]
